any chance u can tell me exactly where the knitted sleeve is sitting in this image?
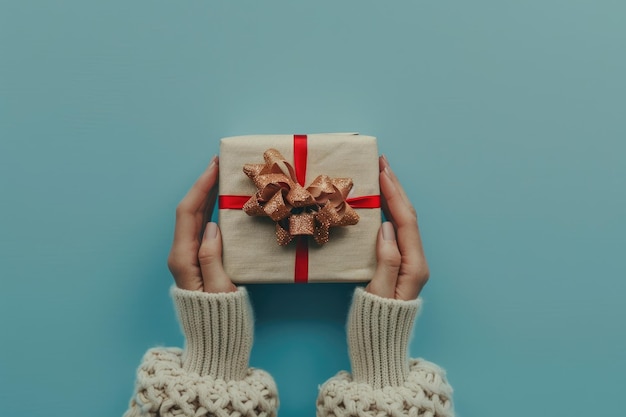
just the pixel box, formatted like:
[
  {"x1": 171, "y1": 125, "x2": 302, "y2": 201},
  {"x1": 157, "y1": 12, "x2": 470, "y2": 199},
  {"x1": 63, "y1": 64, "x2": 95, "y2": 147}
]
[
  {"x1": 316, "y1": 288, "x2": 454, "y2": 417},
  {"x1": 123, "y1": 287, "x2": 278, "y2": 417}
]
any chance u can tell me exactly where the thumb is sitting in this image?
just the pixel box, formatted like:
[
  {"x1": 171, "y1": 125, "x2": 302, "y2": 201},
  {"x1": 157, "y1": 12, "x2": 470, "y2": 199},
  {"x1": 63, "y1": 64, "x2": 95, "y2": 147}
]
[
  {"x1": 198, "y1": 222, "x2": 236, "y2": 293},
  {"x1": 366, "y1": 222, "x2": 401, "y2": 299}
]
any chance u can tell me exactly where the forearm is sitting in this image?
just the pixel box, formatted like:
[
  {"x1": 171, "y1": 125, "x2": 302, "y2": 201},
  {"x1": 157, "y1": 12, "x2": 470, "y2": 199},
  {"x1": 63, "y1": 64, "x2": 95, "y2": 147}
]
[
  {"x1": 317, "y1": 288, "x2": 454, "y2": 417},
  {"x1": 172, "y1": 286, "x2": 252, "y2": 380},
  {"x1": 348, "y1": 287, "x2": 420, "y2": 388},
  {"x1": 124, "y1": 287, "x2": 278, "y2": 417}
]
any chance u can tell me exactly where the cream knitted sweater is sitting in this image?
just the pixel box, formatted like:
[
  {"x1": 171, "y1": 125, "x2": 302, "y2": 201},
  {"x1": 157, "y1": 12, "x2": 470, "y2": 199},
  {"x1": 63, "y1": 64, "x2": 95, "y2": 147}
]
[{"x1": 124, "y1": 287, "x2": 454, "y2": 417}]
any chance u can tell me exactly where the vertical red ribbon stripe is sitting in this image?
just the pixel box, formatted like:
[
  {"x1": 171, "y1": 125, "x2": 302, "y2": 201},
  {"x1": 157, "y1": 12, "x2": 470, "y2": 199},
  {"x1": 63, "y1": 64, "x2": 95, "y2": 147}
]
[
  {"x1": 294, "y1": 234, "x2": 309, "y2": 284},
  {"x1": 219, "y1": 194, "x2": 382, "y2": 210},
  {"x1": 293, "y1": 134, "x2": 308, "y2": 187},
  {"x1": 292, "y1": 135, "x2": 309, "y2": 283}
]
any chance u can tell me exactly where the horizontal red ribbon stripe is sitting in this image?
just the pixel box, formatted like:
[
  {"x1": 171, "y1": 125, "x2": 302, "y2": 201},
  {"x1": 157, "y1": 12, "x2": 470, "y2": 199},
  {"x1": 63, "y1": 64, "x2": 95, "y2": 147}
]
[
  {"x1": 346, "y1": 195, "x2": 381, "y2": 208},
  {"x1": 219, "y1": 195, "x2": 381, "y2": 210},
  {"x1": 219, "y1": 195, "x2": 250, "y2": 209}
]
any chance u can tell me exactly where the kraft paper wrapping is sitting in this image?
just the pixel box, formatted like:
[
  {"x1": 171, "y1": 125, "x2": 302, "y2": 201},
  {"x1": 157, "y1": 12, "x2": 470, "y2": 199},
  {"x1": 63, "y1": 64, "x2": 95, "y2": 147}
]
[{"x1": 218, "y1": 134, "x2": 381, "y2": 283}]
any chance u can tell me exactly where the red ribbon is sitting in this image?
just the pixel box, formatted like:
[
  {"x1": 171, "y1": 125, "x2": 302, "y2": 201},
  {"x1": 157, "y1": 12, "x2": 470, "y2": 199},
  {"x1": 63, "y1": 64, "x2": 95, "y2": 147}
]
[
  {"x1": 293, "y1": 135, "x2": 308, "y2": 283},
  {"x1": 218, "y1": 195, "x2": 381, "y2": 210},
  {"x1": 219, "y1": 135, "x2": 381, "y2": 283},
  {"x1": 293, "y1": 134, "x2": 307, "y2": 187}
]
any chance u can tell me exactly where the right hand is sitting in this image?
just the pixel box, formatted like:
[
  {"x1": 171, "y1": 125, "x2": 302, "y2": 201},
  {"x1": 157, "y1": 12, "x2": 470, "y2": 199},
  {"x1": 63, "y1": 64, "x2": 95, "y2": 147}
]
[
  {"x1": 167, "y1": 156, "x2": 236, "y2": 293},
  {"x1": 366, "y1": 155, "x2": 430, "y2": 301}
]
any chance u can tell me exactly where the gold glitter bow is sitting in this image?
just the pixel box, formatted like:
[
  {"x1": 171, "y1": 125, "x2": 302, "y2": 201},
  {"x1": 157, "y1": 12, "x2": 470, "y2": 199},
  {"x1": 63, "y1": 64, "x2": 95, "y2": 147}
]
[{"x1": 242, "y1": 149, "x2": 359, "y2": 245}]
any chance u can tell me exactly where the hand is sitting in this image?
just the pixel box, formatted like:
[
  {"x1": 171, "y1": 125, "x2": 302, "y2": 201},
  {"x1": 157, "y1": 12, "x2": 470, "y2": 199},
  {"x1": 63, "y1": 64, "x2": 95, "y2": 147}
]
[
  {"x1": 167, "y1": 156, "x2": 236, "y2": 293},
  {"x1": 366, "y1": 155, "x2": 430, "y2": 301}
]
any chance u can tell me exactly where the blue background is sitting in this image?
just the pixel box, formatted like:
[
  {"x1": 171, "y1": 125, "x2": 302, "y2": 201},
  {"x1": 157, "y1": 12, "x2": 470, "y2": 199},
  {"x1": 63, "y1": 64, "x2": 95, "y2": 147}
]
[{"x1": 1, "y1": 1, "x2": 625, "y2": 416}]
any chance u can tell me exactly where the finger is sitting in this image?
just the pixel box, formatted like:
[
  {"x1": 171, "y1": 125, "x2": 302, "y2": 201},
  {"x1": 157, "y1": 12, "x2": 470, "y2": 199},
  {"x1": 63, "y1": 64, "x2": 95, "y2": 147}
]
[
  {"x1": 172, "y1": 156, "x2": 219, "y2": 248},
  {"x1": 184, "y1": 156, "x2": 219, "y2": 214},
  {"x1": 168, "y1": 157, "x2": 219, "y2": 289},
  {"x1": 381, "y1": 168, "x2": 424, "y2": 263},
  {"x1": 379, "y1": 165, "x2": 417, "y2": 228},
  {"x1": 380, "y1": 155, "x2": 411, "y2": 207},
  {"x1": 379, "y1": 154, "x2": 388, "y2": 172},
  {"x1": 198, "y1": 222, "x2": 236, "y2": 293},
  {"x1": 379, "y1": 155, "x2": 412, "y2": 225},
  {"x1": 380, "y1": 163, "x2": 429, "y2": 300},
  {"x1": 200, "y1": 181, "x2": 220, "y2": 240},
  {"x1": 366, "y1": 222, "x2": 401, "y2": 299}
]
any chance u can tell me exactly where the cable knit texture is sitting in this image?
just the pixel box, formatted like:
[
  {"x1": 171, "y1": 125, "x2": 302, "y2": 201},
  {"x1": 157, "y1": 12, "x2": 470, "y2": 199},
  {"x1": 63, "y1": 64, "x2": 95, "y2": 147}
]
[
  {"x1": 123, "y1": 348, "x2": 278, "y2": 417},
  {"x1": 317, "y1": 288, "x2": 454, "y2": 417},
  {"x1": 124, "y1": 287, "x2": 278, "y2": 417}
]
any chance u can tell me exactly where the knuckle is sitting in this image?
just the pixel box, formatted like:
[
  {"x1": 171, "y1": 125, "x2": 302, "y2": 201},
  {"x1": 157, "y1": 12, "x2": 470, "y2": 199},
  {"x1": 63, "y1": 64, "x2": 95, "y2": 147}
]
[
  {"x1": 175, "y1": 204, "x2": 186, "y2": 218},
  {"x1": 398, "y1": 209, "x2": 418, "y2": 227},
  {"x1": 175, "y1": 202, "x2": 193, "y2": 218},
  {"x1": 167, "y1": 253, "x2": 181, "y2": 274},
  {"x1": 403, "y1": 203, "x2": 418, "y2": 223},
  {"x1": 379, "y1": 248, "x2": 402, "y2": 269},
  {"x1": 167, "y1": 250, "x2": 190, "y2": 276},
  {"x1": 197, "y1": 244, "x2": 219, "y2": 266},
  {"x1": 405, "y1": 264, "x2": 430, "y2": 282}
]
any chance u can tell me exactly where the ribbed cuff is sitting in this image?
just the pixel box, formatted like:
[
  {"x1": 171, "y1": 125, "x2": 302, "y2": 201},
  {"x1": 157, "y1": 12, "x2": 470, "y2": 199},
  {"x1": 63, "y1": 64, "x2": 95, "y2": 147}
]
[
  {"x1": 171, "y1": 286, "x2": 253, "y2": 381},
  {"x1": 348, "y1": 287, "x2": 422, "y2": 389}
]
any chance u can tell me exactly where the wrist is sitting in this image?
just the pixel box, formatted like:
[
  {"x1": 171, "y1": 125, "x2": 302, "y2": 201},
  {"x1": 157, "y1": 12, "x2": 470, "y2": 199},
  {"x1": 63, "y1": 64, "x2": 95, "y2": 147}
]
[
  {"x1": 347, "y1": 287, "x2": 421, "y2": 388},
  {"x1": 171, "y1": 286, "x2": 253, "y2": 381}
]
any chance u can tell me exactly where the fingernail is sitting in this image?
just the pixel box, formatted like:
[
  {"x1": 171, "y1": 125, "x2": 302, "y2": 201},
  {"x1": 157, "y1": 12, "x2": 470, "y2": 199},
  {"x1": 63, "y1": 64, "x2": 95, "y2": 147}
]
[
  {"x1": 381, "y1": 154, "x2": 390, "y2": 168},
  {"x1": 207, "y1": 155, "x2": 218, "y2": 170},
  {"x1": 382, "y1": 222, "x2": 396, "y2": 241},
  {"x1": 204, "y1": 222, "x2": 218, "y2": 240}
]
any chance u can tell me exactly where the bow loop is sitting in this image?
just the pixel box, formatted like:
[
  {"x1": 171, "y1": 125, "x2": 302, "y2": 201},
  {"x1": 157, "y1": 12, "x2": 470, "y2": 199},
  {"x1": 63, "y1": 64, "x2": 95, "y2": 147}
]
[
  {"x1": 263, "y1": 148, "x2": 297, "y2": 179},
  {"x1": 286, "y1": 183, "x2": 316, "y2": 207}
]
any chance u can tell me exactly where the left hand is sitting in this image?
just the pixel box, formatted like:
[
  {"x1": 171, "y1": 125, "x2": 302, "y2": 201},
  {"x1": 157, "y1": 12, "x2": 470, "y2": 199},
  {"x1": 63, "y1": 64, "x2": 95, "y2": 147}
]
[
  {"x1": 365, "y1": 155, "x2": 430, "y2": 301},
  {"x1": 167, "y1": 156, "x2": 236, "y2": 293}
]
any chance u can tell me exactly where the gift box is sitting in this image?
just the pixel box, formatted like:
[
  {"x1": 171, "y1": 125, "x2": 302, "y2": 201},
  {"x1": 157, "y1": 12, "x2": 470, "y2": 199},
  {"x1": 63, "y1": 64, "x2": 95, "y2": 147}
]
[{"x1": 218, "y1": 133, "x2": 381, "y2": 283}]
